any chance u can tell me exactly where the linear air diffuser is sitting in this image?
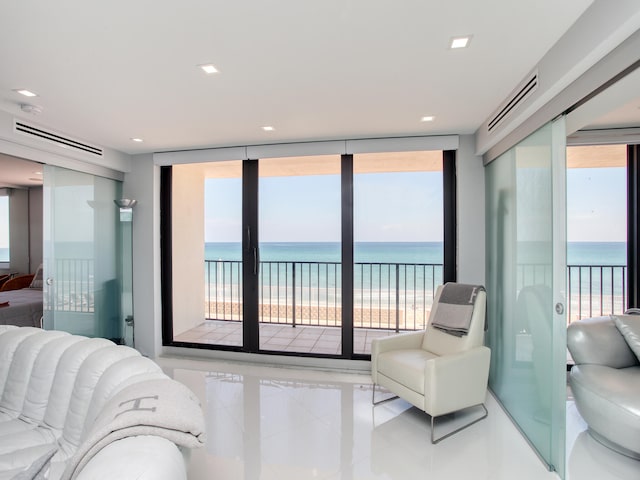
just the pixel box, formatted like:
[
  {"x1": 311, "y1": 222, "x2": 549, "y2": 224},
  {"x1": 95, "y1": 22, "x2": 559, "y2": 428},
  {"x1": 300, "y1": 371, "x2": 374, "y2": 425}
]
[
  {"x1": 14, "y1": 120, "x2": 103, "y2": 157},
  {"x1": 487, "y1": 71, "x2": 538, "y2": 133}
]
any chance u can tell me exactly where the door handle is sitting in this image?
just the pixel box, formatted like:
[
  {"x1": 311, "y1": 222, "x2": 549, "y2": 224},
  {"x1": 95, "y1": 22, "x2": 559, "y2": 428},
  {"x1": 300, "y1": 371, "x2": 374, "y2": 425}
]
[
  {"x1": 46, "y1": 277, "x2": 54, "y2": 286},
  {"x1": 253, "y1": 247, "x2": 260, "y2": 275}
]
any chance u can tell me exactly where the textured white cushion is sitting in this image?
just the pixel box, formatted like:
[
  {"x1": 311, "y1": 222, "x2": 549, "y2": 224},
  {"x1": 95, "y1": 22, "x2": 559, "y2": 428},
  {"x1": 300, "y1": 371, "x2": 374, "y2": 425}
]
[
  {"x1": 10, "y1": 447, "x2": 55, "y2": 480},
  {"x1": 0, "y1": 329, "x2": 200, "y2": 479},
  {"x1": 74, "y1": 436, "x2": 186, "y2": 480}
]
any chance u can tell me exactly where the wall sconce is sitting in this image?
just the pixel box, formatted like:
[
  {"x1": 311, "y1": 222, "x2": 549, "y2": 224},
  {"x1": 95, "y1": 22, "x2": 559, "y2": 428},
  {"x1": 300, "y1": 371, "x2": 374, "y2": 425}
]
[{"x1": 114, "y1": 198, "x2": 137, "y2": 222}]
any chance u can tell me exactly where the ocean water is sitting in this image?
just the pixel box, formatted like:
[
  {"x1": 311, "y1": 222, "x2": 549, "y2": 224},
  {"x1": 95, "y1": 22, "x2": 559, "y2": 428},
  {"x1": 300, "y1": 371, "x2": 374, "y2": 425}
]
[
  {"x1": 205, "y1": 242, "x2": 444, "y2": 264},
  {"x1": 566, "y1": 241, "x2": 625, "y2": 265},
  {"x1": 205, "y1": 241, "x2": 626, "y2": 265},
  {"x1": 203, "y1": 241, "x2": 628, "y2": 322},
  {"x1": 1, "y1": 242, "x2": 627, "y2": 267}
]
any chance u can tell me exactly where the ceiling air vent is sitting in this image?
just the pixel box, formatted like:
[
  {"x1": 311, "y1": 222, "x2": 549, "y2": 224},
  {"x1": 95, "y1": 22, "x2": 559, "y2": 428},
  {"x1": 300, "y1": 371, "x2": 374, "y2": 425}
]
[
  {"x1": 14, "y1": 120, "x2": 103, "y2": 157},
  {"x1": 487, "y1": 71, "x2": 538, "y2": 133}
]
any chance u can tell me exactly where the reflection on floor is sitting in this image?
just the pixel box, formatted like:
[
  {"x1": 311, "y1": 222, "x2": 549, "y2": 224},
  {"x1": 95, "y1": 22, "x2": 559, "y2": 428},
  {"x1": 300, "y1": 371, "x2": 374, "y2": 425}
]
[
  {"x1": 566, "y1": 401, "x2": 640, "y2": 479},
  {"x1": 157, "y1": 356, "x2": 639, "y2": 480},
  {"x1": 174, "y1": 320, "x2": 397, "y2": 355}
]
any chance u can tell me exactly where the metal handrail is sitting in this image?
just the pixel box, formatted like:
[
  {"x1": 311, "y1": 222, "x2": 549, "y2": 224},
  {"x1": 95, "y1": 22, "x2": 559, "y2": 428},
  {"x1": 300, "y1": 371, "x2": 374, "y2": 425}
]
[
  {"x1": 566, "y1": 264, "x2": 627, "y2": 321},
  {"x1": 206, "y1": 260, "x2": 628, "y2": 328},
  {"x1": 205, "y1": 259, "x2": 442, "y2": 331}
]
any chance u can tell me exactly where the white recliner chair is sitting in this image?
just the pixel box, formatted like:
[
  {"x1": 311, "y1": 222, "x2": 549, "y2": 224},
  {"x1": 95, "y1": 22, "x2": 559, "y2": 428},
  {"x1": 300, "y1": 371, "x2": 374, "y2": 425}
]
[{"x1": 371, "y1": 284, "x2": 490, "y2": 443}]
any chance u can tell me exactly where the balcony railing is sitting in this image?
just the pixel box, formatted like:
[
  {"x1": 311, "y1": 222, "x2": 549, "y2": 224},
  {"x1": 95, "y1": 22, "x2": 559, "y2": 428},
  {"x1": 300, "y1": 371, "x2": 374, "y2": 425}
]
[
  {"x1": 567, "y1": 264, "x2": 627, "y2": 321},
  {"x1": 206, "y1": 260, "x2": 629, "y2": 329},
  {"x1": 44, "y1": 258, "x2": 628, "y2": 325},
  {"x1": 44, "y1": 258, "x2": 95, "y2": 312},
  {"x1": 517, "y1": 263, "x2": 627, "y2": 322},
  {"x1": 205, "y1": 260, "x2": 442, "y2": 331}
]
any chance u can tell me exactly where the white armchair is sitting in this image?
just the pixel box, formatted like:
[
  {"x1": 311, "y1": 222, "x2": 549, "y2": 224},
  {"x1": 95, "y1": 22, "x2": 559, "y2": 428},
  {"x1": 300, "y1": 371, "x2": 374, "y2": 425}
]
[{"x1": 371, "y1": 284, "x2": 490, "y2": 443}]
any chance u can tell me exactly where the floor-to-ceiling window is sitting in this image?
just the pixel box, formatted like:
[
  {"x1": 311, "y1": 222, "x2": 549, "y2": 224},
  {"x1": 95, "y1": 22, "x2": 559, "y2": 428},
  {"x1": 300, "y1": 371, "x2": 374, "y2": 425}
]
[
  {"x1": 258, "y1": 155, "x2": 342, "y2": 354},
  {"x1": 171, "y1": 160, "x2": 244, "y2": 348},
  {"x1": 353, "y1": 151, "x2": 444, "y2": 354},
  {"x1": 162, "y1": 140, "x2": 454, "y2": 359}
]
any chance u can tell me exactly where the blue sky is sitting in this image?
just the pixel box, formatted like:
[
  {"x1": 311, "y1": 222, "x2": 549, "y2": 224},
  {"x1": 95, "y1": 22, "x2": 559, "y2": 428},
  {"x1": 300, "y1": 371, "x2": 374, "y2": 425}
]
[
  {"x1": 567, "y1": 167, "x2": 626, "y2": 242},
  {"x1": 204, "y1": 167, "x2": 625, "y2": 244},
  {"x1": 205, "y1": 171, "x2": 444, "y2": 243},
  {"x1": 2, "y1": 166, "x2": 627, "y2": 251}
]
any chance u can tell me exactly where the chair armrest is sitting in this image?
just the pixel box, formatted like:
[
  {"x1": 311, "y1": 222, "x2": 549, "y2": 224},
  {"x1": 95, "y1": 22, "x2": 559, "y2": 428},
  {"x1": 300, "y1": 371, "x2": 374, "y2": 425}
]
[
  {"x1": 75, "y1": 436, "x2": 187, "y2": 480},
  {"x1": 371, "y1": 331, "x2": 425, "y2": 384},
  {"x1": 424, "y1": 346, "x2": 490, "y2": 416},
  {"x1": 567, "y1": 316, "x2": 638, "y2": 368},
  {"x1": 371, "y1": 331, "x2": 425, "y2": 356}
]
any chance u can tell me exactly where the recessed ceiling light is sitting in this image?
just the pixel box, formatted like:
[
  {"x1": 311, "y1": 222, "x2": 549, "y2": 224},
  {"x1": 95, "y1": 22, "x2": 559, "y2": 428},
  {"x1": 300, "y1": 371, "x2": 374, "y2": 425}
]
[
  {"x1": 131, "y1": 138, "x2": 144, "y2": 143},
  {"x1": 14, "y1": 89, "x2": 38, "y2": 97},
  {"x1": 450, "y1": 36, "x2": 472, "y2": 49},
  {"x1": 33, "y1": 171, "x2": 42, "y2": 175},
  {"x1": 262, "y1": 126, "x2": 275, "y2": 132},
  {"x1": 198, "y1": 63, "x2": 219, "y2": 74},
  {"x1": 421, "y1": 116, "x2": 435, "y2": 122}
]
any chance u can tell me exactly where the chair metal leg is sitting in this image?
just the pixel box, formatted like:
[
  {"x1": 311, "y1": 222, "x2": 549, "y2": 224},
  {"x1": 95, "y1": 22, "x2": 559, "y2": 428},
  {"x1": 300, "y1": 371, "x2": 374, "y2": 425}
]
[
  {"x1": 371, "y1": 383, "x2": 399, "y2": 406},
  {"x1": 430, "y1": 403, "x2": 488, "y2": 444}
]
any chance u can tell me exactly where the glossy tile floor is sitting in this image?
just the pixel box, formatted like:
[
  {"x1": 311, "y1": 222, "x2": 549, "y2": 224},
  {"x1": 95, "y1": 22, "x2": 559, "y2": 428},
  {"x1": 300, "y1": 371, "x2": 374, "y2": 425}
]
[
  {"x1": 174, "y1": 321, "x2": 396, "y2": 355},
  {"x1": 158, "y1": 357, "x2": 640, "y2": 480}
]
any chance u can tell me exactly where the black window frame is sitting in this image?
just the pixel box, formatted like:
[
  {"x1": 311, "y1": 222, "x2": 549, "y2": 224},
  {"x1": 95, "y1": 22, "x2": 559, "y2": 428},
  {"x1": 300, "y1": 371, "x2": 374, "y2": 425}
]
[{"x1": 161, "y1": 150, "x2": 458, "y2": 358}]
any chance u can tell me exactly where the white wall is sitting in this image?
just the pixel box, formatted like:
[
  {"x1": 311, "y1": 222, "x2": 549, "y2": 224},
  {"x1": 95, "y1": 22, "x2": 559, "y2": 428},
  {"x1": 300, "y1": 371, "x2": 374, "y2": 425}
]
[
  {"x1": 7, "y1": 189, "x2": 28, "y2": 274},
  {"x1": 123, "y1": 155, "x2": 161, "y2": 358},
  {"x1": 171, "y1": 164, "x2": 205, "y2": 336},
  {"x1": 456, "y1": 135, "x2": 486, "y2": 285},
  {"x1": 29, "y1": 187, "x2": 43, "y2": 270}
]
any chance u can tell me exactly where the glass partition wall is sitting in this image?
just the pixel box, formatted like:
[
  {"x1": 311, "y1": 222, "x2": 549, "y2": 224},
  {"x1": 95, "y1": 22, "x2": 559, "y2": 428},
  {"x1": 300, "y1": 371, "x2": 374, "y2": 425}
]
[
  {"x1": 43, "y1": 166, "x2": 126, "y2": 341},
  {"x1": 485, "y1": 119, "x2": 567, "y2": 477}
]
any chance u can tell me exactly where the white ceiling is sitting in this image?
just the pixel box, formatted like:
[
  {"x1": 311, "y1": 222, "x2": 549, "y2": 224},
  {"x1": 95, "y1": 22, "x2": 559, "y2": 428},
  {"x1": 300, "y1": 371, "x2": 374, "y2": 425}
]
[
  {"x1": 0, "y1": 0, "x2": 596, "y2": 155},
  {"x1": 0, "y1": 154, "x2": 43, "y2": 189}
]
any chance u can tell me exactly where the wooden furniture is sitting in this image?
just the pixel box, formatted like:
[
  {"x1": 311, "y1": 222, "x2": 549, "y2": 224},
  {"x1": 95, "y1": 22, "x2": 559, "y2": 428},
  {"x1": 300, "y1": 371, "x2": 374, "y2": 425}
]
[{"x1": 0, "y1": 274, "x2": 35, "y2": 292}]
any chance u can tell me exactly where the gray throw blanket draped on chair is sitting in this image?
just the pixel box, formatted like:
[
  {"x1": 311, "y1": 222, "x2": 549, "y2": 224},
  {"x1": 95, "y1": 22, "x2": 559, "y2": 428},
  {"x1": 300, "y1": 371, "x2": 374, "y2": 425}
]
[
  {"x1": 61, "y1": 379, "x2": 206, "y2": 480},
  {"x1": 431, "y1": 283, "x2": 485, "y2": 337}
]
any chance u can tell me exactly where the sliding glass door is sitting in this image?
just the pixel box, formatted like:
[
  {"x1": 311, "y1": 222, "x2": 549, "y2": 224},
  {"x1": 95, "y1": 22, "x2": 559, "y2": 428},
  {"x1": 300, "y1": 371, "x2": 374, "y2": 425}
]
[
  {"x1": 171, "y1": 161, "x2": 244, "y2": 347},
  {"x1": 43, "y1": 166, "x2": 123, "y2": 340},
  {"x1": 164, "y1": 147, "x2": 450, "y2": 359},
  {"x1": 353, "y1": 151, "x2": 444, "y2": 354},
  {"x1": 258, "y1": 156, "x2": 342, "y2": 354},
  {"x1": 485, "y1": 119, "x2": 567, "y2": 477}
]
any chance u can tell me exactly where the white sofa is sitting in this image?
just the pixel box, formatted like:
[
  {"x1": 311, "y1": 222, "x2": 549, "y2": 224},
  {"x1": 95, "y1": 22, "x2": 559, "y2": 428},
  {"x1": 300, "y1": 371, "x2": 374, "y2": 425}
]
[
  {"x1": 567, "y1": 315, "x2": 640, "y2": 459},
  {"x1": 0, "y1": 326, "x2": 205, "y2": 479}
]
